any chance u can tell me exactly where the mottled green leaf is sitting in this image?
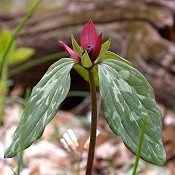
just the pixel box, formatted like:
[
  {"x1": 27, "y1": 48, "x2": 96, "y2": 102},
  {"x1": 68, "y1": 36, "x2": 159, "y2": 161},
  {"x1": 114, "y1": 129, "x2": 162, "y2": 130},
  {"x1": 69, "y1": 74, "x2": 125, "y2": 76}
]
[
  {"x1": 98, "y1": 59, "x2": 166, "y2": 165},
  {"x1": 99, "y1": 51, "x2": 133, "y2": 67},
  {"x1": 4, "y1": 58, "x2": 75, "y2": 158}
]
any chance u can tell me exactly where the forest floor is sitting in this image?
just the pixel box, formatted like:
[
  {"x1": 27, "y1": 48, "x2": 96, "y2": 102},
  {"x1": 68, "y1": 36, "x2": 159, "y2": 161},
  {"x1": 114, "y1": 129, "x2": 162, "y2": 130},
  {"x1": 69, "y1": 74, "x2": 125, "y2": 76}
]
[{"x1": 0, "y1": 98, "x2": 175, "y2": 175}]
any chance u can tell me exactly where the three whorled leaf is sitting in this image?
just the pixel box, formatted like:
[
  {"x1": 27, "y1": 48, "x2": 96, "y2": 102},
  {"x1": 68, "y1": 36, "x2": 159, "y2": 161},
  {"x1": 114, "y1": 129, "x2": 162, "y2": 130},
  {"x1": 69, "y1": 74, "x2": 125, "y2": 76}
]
[
  {"x1": 98, "y1": 59, "x2": 166, "y2": 165},
  {"x1": 5, "y1": 58, "x2": 75, "y2": 158}
]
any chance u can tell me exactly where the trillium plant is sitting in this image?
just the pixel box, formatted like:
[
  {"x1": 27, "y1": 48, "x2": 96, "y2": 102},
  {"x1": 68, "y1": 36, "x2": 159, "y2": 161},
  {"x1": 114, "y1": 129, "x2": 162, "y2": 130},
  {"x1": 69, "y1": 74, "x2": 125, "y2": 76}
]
[{"x1": 5, "y1": 20, "x2": 166, "y2": 174}]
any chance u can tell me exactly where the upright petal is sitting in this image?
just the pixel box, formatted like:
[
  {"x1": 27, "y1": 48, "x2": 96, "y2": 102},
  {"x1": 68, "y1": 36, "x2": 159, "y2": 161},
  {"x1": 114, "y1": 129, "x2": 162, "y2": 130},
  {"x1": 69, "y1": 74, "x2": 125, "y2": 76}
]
[
  {"x1": 59, "y1": 41, "x2": 81, "y2": 62},
  {"x1": 80, "y1": 20, "x2": 97, "y2": 49},
  {"x1": 92, "y1": 33, "x2": 102, "y2": 60}
]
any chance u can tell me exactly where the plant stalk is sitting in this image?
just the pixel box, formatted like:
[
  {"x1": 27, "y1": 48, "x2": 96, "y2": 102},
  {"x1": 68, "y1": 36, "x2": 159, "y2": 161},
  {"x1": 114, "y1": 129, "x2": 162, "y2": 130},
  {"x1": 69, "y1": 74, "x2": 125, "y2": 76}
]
[{"x1": 85, "y1": 68, "x2": 98, "y2": 175}]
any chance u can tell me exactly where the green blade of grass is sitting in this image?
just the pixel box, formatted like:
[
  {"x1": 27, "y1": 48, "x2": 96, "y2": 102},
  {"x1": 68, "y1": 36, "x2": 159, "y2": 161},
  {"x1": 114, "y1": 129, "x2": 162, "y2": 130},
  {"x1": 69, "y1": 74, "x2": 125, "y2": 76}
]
[{"x1": 132, "y1": 114, "x2": 147, "y2": 175}]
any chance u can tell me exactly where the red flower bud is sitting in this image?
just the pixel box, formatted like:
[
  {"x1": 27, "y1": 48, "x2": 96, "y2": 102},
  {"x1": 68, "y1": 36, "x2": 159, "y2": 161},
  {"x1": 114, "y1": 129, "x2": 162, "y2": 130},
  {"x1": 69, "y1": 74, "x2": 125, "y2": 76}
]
[{"x1": 59, "y1": 19, "x2": 102, "y2": 63}]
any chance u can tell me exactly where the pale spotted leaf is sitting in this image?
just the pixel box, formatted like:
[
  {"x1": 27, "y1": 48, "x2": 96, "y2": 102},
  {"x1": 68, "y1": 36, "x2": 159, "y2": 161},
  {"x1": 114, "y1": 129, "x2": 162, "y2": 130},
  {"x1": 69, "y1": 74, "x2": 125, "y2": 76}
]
[
  {"x1": 98, "y1": 59, "x2": 166, "y2": 165},
  {"x1": 5, "y1": 58, "x2": 75, "y2": 158}
]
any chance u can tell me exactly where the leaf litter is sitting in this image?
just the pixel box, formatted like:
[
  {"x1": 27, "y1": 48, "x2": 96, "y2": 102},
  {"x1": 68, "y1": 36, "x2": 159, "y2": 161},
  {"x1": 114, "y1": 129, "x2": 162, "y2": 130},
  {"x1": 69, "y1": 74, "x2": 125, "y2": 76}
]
[{"x1": 0, "y1": 102, "x2": 174, "y2": 175}]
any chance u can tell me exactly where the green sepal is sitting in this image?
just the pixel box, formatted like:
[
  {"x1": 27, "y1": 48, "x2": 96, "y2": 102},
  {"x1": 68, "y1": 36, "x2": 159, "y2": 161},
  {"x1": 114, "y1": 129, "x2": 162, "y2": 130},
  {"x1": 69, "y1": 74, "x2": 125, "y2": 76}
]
[
  {"x1": 95, "y1": 38, "x2": 111, "y2": 63},
  {"x1": 98, "y1": 59, "x2": 166, "y2": 165},
  {"x1": 71, "y1": 35, "x2": 83, "y2": 57},
  {"x1": 4, "y1": 58, "x2": 76, "y2": 158},
  {"x1": 81, "y1": 51, "x2": 93, "y2": 68},
  {"x1": 100, "y1": 38, "x2": 111, "y2": 55}
]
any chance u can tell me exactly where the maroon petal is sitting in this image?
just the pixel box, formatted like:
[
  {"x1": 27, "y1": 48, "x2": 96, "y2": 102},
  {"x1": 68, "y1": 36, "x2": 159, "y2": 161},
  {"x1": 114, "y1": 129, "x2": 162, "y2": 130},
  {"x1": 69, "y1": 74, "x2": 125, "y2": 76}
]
[
  {"x1": 59, "y1": 41, "x2": 81, "y2": 62},
  {"x1": 80, "y1": 19, "x2": 97, "y2": 50},
  {"x1": 92, "y1": 33, "x2": 102, "y2": 60}
]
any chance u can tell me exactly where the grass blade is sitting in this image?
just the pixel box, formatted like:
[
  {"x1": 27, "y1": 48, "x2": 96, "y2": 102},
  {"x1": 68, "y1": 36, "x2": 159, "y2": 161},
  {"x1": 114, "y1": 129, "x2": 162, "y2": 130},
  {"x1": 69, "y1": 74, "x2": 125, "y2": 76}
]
[{"x1": 132, "y1": 114, "x2": 147, "y2": 175}]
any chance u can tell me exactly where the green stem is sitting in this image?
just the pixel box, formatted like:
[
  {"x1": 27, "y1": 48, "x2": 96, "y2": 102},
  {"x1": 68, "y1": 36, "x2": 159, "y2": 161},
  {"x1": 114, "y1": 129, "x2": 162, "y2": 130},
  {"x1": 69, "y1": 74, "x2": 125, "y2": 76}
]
[
  {"x1": 132, "y1": 114, "x2": 147, "y2": 175},
  {"x1": 85, "y1": 68, "x2": 97, "y2": 175},
  {"x1": 0, "y1": 0, "x2": 43, "y2": 80}
]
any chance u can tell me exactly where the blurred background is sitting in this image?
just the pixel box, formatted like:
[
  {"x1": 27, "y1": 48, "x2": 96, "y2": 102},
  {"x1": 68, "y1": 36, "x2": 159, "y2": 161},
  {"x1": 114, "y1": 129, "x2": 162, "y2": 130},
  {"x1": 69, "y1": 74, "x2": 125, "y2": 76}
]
[{"x1": 0, "y1": 0, "x2": 175, "y2": 174}]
